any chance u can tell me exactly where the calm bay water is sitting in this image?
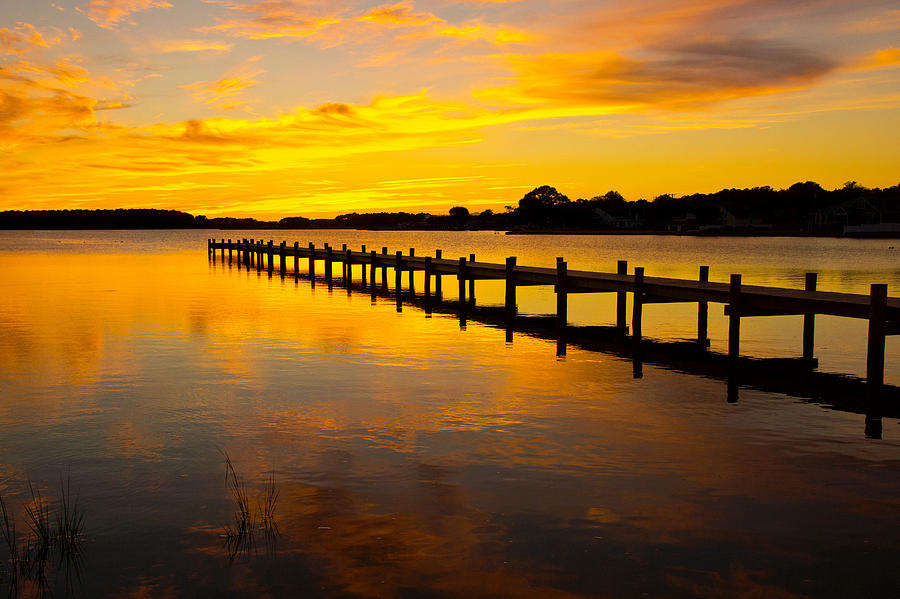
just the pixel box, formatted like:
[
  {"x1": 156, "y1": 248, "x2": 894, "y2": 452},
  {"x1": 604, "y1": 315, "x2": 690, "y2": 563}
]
[{"x1": 0, "y1": 230, "x2": 898, "y2": 598}]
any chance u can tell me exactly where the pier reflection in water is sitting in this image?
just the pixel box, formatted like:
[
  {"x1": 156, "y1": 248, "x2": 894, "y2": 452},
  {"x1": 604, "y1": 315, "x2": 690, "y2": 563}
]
[{"x1": 0, "y1": 230, "x2": 898, "y2": 598}]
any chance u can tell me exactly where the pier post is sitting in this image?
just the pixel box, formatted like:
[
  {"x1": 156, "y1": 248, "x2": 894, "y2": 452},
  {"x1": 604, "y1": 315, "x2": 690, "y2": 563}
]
[
  {"x1": 698, "y1": 265, "x2": 709, "y2": 347},
  {"x1": 210, "y1": 239, "x2": 215, "y2": 263},
  {"x1": 632, "y1": 267, "x2": 644, "y2": 378},
  {"x1": 308, "y1": 243, "x2": 316, "y2": 280},
  {"x1": 395, "y1": 251, "x2": 403, "y2": 310},
  {"x1": 293, "y1": 242, "x2": 299, "y2": 277},
  {"x1": 728, "y1": 274, "x2": 742, "y2": 370},
  {"x1": 617, "y1": 260, "x2": 628, "y2": 337},
  {"x1": 381, "y1": 247, "x2": 388, "y2": 290},
  {"x1": 267, "y1": 240, "x2": 274, "y2": 275},
  {"x1": 221, "y1": 238, "x2": 225, "y2": 260},
  {"x1": 468, "y1": 254, "x2": 476, "y2": 306},
  {"x1": 207, "y1": 238, "x2": 211, "y2": 259},
  {"x1": 803, "y1": 273, "x2": 817, "y2": 362},
  {"x1": 866, "y1": 283, "x2": 887, "y2": 428},
  {"x1": 228, "y1": 239, "x2": 232, "y2": 262},
  {"x1": 435, "y1": 249, "x2": 443, "y2": 299},
  {"x1": 409, "y1": 248, "x2": 415, "y2": 293},
  {"x1": 361, "y1": 245, "x2": 367, "y2": 286},
  {"x1": 424, "y1": 256, "x2": 433, "y2": 314},
  {"x1": 256, "y1": 241, "x2": 262, "y2": 273},
  {"x1": 325, "y1": 244, "x2": 333, "y2": 286},
  {"x1": 505, "y1": 257, "x2": 517, "y2": 320},
  {"x1": 556, "y1": 258, "x2": 568, "y2": 330},
  {"x1": 345, "y1": 247, "x2": 353, "y2": 286},
  {"x1": 245, "y1": 239, "x2": 251, "y2": 267},
  {"x1": 341, "y1": 244, "x2": 348, "y2": 281},
  {"x1": 458, "y1": 257, "x2": 467, "y2": 305},
  {"x1": 279, "y1": 241, "x2": 286, "y2": 276},
  {"x1": 370, "y1": 251, "x2": 377, "y2": 294}
]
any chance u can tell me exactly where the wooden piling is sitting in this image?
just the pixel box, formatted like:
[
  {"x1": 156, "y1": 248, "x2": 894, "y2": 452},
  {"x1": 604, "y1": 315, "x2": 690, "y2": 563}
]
[
  {"x1": 395, "y1": 251, "x2": 403, "y2": 310},
  {"x1": 435, "y1": 249, "x2": 443, "y2": 298},
  {"x1": 632, "y1": 266, "x2": 644, "y2": 378},
  {"x1": 325, "y1": 244, "x2": 333, "y2": 285},
  {"x1": 370, "y1": 250, "x2": 377, "y2": 292},
  {"x1": 293, "y1": 242, "x2": 299, "y2": 276},
  {"x1": 617, "y1": 260, "x2": 628, "y2": 336},
  {"x1": 381, "y1": 247, "x2": 388, "y2": 290},
  {"x1": 308, "y1": 242, "x2": 316, "y2": 279},
  {"x1": 458, "y1": 257, "x2": 467, "y2": 304},
  {"x1": 228, "y1": 239, "x2": 232, "y2": 261},
  {"x1": 221, "y1": 238, "x2": 225, "y2": 260},
  {"x1": 803, "y1": 272, "x2": 817, "y2": 362},
  {"x1": 361, "y1": 245, "x2": 367, "y2": 286},
  {"x1": 341, "y1": 244, "x2": 348, "y2": 281},
  {"x1": 505, "y1": 256, "x2": 517, "y2": 319},
  {"x1": 556, "y1": 259, "x2": 568, "y2": 329},
  {"x1": 256, "y1": 241, "x2": 262, "y2": 272},
  {"x1": 729, "y1": 274, "x2": 742, "y2": 369},
  {"x1": 468, "y1": 253, "x2": 476, "y2": 305},
  {"x1": 267, "y1": 240, "x2": 274, "y2": 275},
  {"x1": 409, "y1": 248, "x2": 415, "y2": 293},
  {"x1": 345, "y1": 247, "x2": 352, "y2": 285},
  {"x1": 867, "y1": 283, "x2": 887, "y2": 410},
  {"x1": 279, "y1": 241, "x2": 286, "y2": 276},
  {"x1": 424, "y1": 256, "x2": 433, "y2": 314},
  {"x1": 698, "y1": 265, "x2": 709, "y2": 346}
]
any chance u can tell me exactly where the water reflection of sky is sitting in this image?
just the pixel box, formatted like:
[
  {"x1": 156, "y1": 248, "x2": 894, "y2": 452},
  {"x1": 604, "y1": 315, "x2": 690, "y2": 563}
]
[{"x1": 0, "y1": 232, "x2": 898, "y2": 597}]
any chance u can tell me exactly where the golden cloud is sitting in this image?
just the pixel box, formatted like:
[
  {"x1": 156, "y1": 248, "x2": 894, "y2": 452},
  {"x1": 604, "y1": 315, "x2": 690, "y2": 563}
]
[
  {"x1": 86, "y1": 0, "x2": 173, "y2": 29},
  {"x1": 359, "y1": 2, "x2": 442, "y2": 27}
]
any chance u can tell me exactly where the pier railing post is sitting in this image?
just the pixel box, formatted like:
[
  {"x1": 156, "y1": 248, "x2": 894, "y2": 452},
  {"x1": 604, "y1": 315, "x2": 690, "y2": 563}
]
[
  {"x1": 345, "y1": 247, "x2": 352, "y2": 286},
  {"x1": 866, "y1": 283, "x2": 887, "y2": 426},
  {"x1": 381, "y1": 247, "x2": 388, "y2": 290},
  {"x1": 424, "y1": 256, "x2": 433, "y2": 313},
  {"x1": 361, "y1": 245, "x2": 367, "y2": 286},
  {"x1": 409, "y1": 248, "x2": 416, "y2": 293},
  {"x1": 370, "y1": 250, "x2": 377, "y2": 294},
  {"x1": 293, "y1": 242, "x2": 299, "y2": 277},
  {"x1": 267, "y1": 240, "x2": 274, "y2": 275},
  {"x1": 435, "y1": 249, "x2": 443, "y2": 299},
  {"x1": 505, "y1": 257, "x2": 517, "y2": 320},
  {"x1": 698, "y1": 265, "x2": 709, "y2": 347},
  {"x1": 221, "y1": 238, "x2": 225, "y2": 260},
  {"x1": 803, "y1": 272, "x2": 817, "y2": 363},
  {"x1": 256, "y1": 241, "x2": 262, "y2": 273},
  {"x1": 728, "y1": 274, "x2": 742, "y2": 373},
  {"x1": 325, "y1": 244, "x2": 333, "y2": 285},
  {"x1": 228, "y1": 239, "x2": 232, "y2": 262},
  {"x1": 468, "y1": 253, "x2": 476, "y2": 305},
  {"x1": 279, "y1": 241, "x2": 286, "y2": 276},
  {"x1": 617, "y1": 260, "x2": 628, "y2": 337},
  {"x1": 458, "y1": 257, "x2": 467, "y2": 305},
  {"x1": 556, "y1": 258, "x2": 567, "y2": 330},
  {"x1": 341, "y1": 244, "x2": 348, "y2": 281},
  {"x1": 395, "y1": 251, "x2": 403, "y2": 310},
  {"x1": 308, "y1": 242, "x2": 316, "y2": 280},
  {"x1": 632, "y1": 267, "x2": 644, "y2": 378}
]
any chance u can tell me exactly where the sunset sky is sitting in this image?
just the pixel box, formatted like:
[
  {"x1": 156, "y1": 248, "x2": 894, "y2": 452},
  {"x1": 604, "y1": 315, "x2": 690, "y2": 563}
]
[{"x1": 2, "y1": 0, "x2": 899, "y2": 218}]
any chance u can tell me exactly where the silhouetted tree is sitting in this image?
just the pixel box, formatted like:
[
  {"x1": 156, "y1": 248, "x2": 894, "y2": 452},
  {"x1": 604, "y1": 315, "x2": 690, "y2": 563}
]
[{"x1": 449, "y1": 206, "x2": 469, "y2": 228}]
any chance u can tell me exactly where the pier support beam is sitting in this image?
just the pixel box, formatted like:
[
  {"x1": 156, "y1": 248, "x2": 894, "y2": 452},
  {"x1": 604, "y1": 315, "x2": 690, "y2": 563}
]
[
  {"x1": 370, "y1": 251, "x2": 377, "y2": 296},
  {"x1": 361, "y1": 245, "x2": 367, "y2": 286},
  {"x1": 435, "y1": 250, "x2": 443, "y2": 299},
  {"x1": 866, "y1": 283, "x2": 887, "y2": 435},
  {"x1": 698, "y1": 266, "x2": 709, "y2": 347},
  {"x1": 325, "y1": 244, "x2": 333, "y2": 286},
  {"x1": 632, "y1": 267, "x2": 644, "y2": 378},
  {"x1": 556, "y1": 258, "x2": 567, "y2": 330},
  {"x1": 424, "y1": 256, "x2": 433, "y2": 314},
  {"x1": 505, "y1": 257, "x2": 517, "y2": 320},
  {"x1": 458, "y1": 257, "x2": 467, "y2": 305},
  {"x1": 617, "y1": 260, "x2": 628, "y2": 337},
  {"x1": 803, "y1": 272, "x2": 817, "y2": 362},
  {"x1": 395, "y1": 251, "x2": 403, "y2": 310},
  {"x1": 381, "y1": 247, "x2": 388, "y2": 291},
  {"x1": 468, "y1": 254, "x2": 476, "y2": 306}
]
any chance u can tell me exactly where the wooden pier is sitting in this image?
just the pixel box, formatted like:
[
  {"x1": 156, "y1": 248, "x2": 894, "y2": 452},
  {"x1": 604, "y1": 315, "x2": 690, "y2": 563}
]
[{"x1": 209, "y1": 238, "x2": 897, "y2": 413}]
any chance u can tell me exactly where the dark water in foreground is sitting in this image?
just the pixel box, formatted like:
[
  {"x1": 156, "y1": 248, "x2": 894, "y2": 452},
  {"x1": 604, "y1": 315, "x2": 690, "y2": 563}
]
[{"x1": 0, "y1": 230, "x2": 898, "y2": 598}]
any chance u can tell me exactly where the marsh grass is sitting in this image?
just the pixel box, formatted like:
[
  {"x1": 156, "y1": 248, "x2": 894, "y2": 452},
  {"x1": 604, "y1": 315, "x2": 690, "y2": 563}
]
[
  {"x1": 219, "y1": 450, "x2": 280, "y2": 561},
  {"x1": 0, "y1": 475, "x2": 86, "y2": 597}
]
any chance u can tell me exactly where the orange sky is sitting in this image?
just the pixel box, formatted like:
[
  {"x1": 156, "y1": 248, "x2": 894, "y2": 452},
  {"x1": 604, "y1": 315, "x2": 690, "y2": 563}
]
[{"x1": 2, "y1": 1, "x2": 899, "y2": 218}]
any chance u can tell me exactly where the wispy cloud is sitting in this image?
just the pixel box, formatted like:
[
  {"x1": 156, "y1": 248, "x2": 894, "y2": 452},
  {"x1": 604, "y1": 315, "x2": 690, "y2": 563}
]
[
  {"x1": 147, "y1": 39, "x2": 234, "y2": 53},
  {"x1": 1, "y1": 23, "x2": 74, "y2": 55},
  {"x1": 179, "y1": 56, "x2": 265, "y2": 111},
  {"x1": 85, "y1": 0, "x2": 173, "y2": 30}
]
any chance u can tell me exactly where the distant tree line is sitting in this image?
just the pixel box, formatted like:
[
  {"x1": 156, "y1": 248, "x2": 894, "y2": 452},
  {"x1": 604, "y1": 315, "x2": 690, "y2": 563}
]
[{"x1": 2, "y1": 181, "x2": 897, "y2": 234}]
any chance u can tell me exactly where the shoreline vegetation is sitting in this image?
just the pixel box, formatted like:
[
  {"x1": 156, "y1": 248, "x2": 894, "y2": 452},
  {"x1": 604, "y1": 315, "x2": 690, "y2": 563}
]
[{"x1": 2, "y1": 181, "x2": 898, "y2": 237}]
